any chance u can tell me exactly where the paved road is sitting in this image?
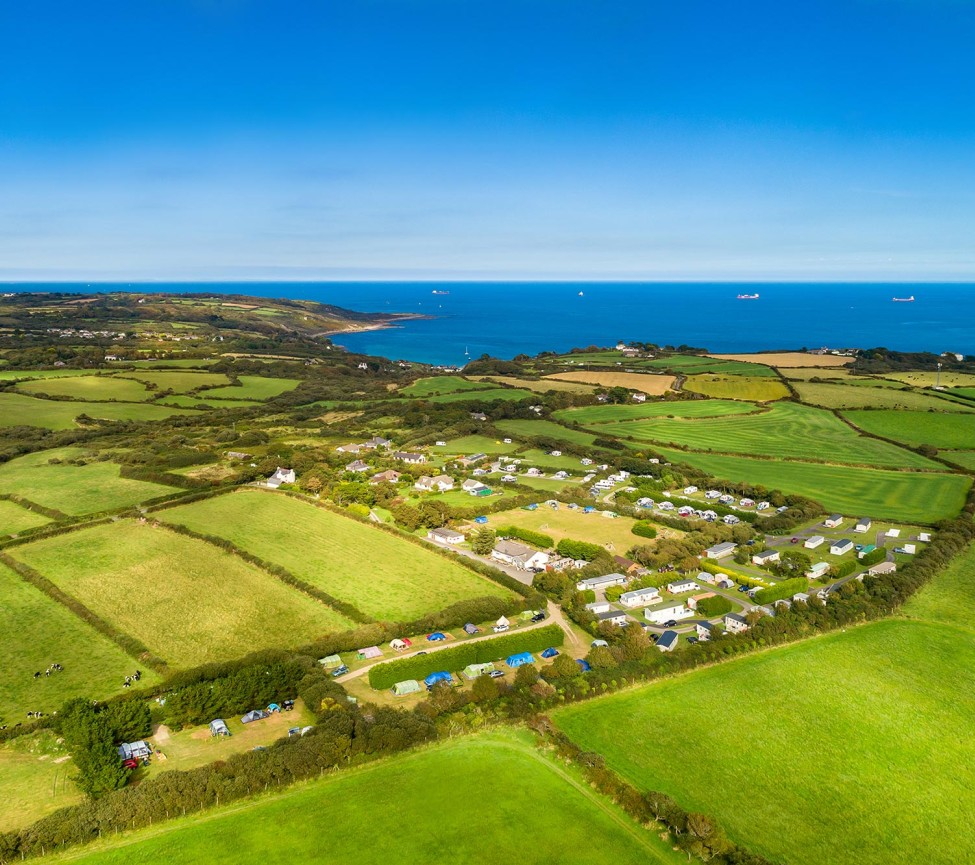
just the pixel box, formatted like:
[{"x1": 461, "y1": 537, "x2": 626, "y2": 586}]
[{"x1": 448, "y1": 545, "x2": 536, "y2": 586}]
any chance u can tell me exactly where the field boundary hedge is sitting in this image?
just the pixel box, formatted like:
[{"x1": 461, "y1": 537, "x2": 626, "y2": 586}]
[
  {"x1": 368, "y1": 623, "x2": 564, "y2": 689},
  {"x1": 0, "y1": 493, "x2": 66, "y2": 521}
]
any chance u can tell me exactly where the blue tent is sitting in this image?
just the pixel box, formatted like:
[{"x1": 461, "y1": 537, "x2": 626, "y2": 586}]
[
  {"x1": 474, "y1": 515, "x2": 488, "y2": 524},
  {"x1": 576, "y1": 659, "x2": 592, "y2": 672},
  {"x1": 427, "y1": 632, "x2": 447, "y2": 641},
  {"x1": 424, "y1": 671, "x2": 452, "y2": 688},
  {"x1": 583, "y1": 506, "x2": 595, "y2": 513},
  {"x1": 506, "y1": 652, "x2": 533, "y2": 668},
  {"x1": 540, "y1": 647, "x2": 559, "y2": 659}
]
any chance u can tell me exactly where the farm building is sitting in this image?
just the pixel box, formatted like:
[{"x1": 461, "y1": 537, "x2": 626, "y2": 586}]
[
  {"x1": 492, "y1": 540, "x2": 550, "y2": 570},
  {"x1": 804, "y1": 535, "x2": 825, "y2": 550},
  {"x1": 619, "y1": 588, "x2": 661, "y2": 608},
  {"x1": 830, "y1": 539, "x2": 854, "y2": 555},
  {"x1": 266, "y1": 467, "x2": 296, "y2": 488},
  {"x1": 704, "y1": 542, "x2": 736, "y2": 560},
  {"x1": 645, "y1": 603, "x2": 692, "y2": 625},
  {"x1": 506, "y1": 652, "x2": 534, "y2": 668},
  {"x1": 806, "y1": 561, "x2": 830, "y2": 579},
  {"x1": 424, "y1": 671, "x2": 453, "y2": 688},
  {"x1": 463, "y1": 663, "x2": 496, "y2": 679},
  {"x1": 824, "y1": 514, "x2": 844, "y2": 528},
  {"x1": 427, "y1": 527, "x2": 464, "y2": 545},
  {"x1": 576, "y1": 573, "x2": 627, "y2": 592},
  {"x1": 656, "y1": 630, "x2": 679, "y2": 652},
  {"x1": 854, "y1": 517, "x2": 872, "y2": 533},
  {"x1": 667, "y1": 579, "x2": 700, "y2": 594},
  {"x1": 723, "y1": 613, "x2": 749, "y2": 634},
  {"x1": 392, "y1": 679, "x2": 422, "y2": 696},
  {"x1": 595, "y1": 609, "x2": 629, "y2": 627},
  {"x1": 209, "y1": 719, "x2": 231, "y2": 737},
  {"x1": 752, "y1": 549, "x2": 780, "y2": 565}
]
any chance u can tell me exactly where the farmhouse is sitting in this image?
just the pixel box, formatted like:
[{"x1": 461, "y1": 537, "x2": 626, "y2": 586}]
[
  {"x1": 868, "y1": 561, "x2": 897, "y2": 576},
  {"x1": 855, "y1": 517, "x2": 872, "y2": 533},
  {"x1": 336, "y1": 443, "x2": 362, "y2": 454},
  {"x1": 824, "y1": 514, "x2": 844, "y2": 528},
  {"x1": 266, "y1": 467, "x2": 296, "y2": 488},
  {"x1": 645, "y1": 603, "x2": 692, "y2": 625},
  {"x1": 804, "y1": 535, "x2": 825, "y2": 550},
  {"x1": 369, "y1": 470, "x2": 401, "y2": 485},
  {"x1": 596, "y1": 609, "x2": 629, "y2": 627},
  {"x1": 491, "y1": 540, "x2": 549, "y2": 570},
  {"x1": 752, "y1": 549, "x2": 780, "y2": 565},
  {"x1": 806, "y1": 561, "x2": 830, "y2": 579},
  {"x1": 632, "y1": 393, "x2": 647, "y2": 402},
  {"x1": 427, "y1": 527, "x2": 464, "y2": 545},
  {"x1": 576, "y1": 573, "x2": 627, "y2": 592},
  {"x1": 656, "y1": 630, "x2": 679, "y2": 652},
  {"x1": 345, "y1": 459, "x2": 369, "y2": 473},
  {"x1": 618, "y1": 587, "x2": 662, "y2": 608},
  {"x1": 415, "y1": 474, "x2": 454, "y2": 492},
  {"x1": 393, "y1": 451, "x2": 426, "y2": 464},
  {"x1": 667, "y1": 578, "x2": 700, "y2": 594},
  {"x1": 704, "y1": 542, "x2": 736, "y2": 560},
  {"x1": 687, "y1": 592, "x2": 716, "y2": 610},
  {"x1": 830, "y1": 539, "x2": 854, "y2": 555},
  {"x1": 362, "y1": 436, "x2": 392, "y2": 449},
  {"x1": 723, "y1": 612, "x2": 749, "y2": 634}
]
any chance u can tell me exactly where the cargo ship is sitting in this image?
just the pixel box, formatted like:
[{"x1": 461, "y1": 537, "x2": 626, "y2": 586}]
[
  {"x1": 737, "y1": 293, "x2": 760, "y2": 300},
  {"x1": 892, "y1": 295, "x2": 915, "y2": 302}
]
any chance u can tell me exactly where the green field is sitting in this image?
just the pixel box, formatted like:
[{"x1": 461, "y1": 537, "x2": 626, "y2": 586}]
[
  {"x1": 682, "y1": 374, "x2": 790, "y2": 402},
  {"x1": 420, "y1": 387, "x2": 536, "y2": 403},
  {"x1": 435, "y1": 434, "x2": 521, "y2": 454},
  {"x1": 0, "y1": 732, "x2": 82, "y2": 833},
  {"x1": 201, "y1": 376, "x2": 300, "y2": 401},
  {"x1": 0, "y1": 499, "x2": 51, "y2": 535},
  {"x1": 556, "y1": 618, "x2": 975, "y2": 865},
  {"x1": 653, "y1": 446, "x2": 970, "y2": 522},
  {"x1": 490, "y1": 506, "x2": 658, "y2": 553},
  {"x1": 0, "y1": 448, "x2": 176, "y2": 515},
  {"x1": 0, "y1": 562, "x2": 156, "y2": 721},
  {"x1": 883, "y1": 371, "x2": 975, "y2": 388},
  {"x1": 494, "y1": 418, "x2": 598, "y2": 445},
  {"x1": 120, "y1": 370, "x2": 231, "y2": 393},
  {"x1": 590, "y1": 402, "x2": 936, "y2": 468},
  {"x1": 943, "y1": 450, "x2": 975, "y2": 470},
  {"x1": 159, "y1": 491, "x2": 512, "y2": 621},
  {"x1": 16, "y1": 375, "x2": 152, "y2": 402},
  {"x1": 46, "y1": 730, "x2": 678, "y2": 865},
  {"x1": 843, "y1": 409, "x2": 975, "y2": 450},
  {"x1": 640, "y1": 355, "x2": 778, "y2": 377},
  {"x1": 0, "y1": 369, "x2": 99, "y2": 381},
  {"x1": 473, "y1": 375, "x2": 598, "y2": 393},
  {"x1": 11, "y1": 521, "x2": 353, "y2": 668},
  {"x1": 555, "y1": 399, "x2": 758, "y2": 425},
  {"x1": 0, "y1": 392, "x2": 192, "y2": 430},
  {"x1": 155, "y1": 394, "x2": 261, "y2": 409},
  {"x1": 903, "y1": 541, "x2": 975, "y2": 630},
  {"x1": 399, "y1": 375, "x2": 497, "y2": 396},
  {"x1": 795, "y1": 381, "x2": 974, "y2": 411}
]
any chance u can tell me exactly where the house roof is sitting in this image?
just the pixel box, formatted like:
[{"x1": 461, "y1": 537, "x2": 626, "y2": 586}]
[
  {"x1": 657, "y1": 630, "x2": 678, "y2": 648},
  {"x1": 724, "y1": 612, "x2": 747, "y2": 624},
  {"x1": 494, "y1": 539, "x2": 534, "y2": 557},
  {"x1": 596, "y1": 609, "x2": 626, "y2": 620}
]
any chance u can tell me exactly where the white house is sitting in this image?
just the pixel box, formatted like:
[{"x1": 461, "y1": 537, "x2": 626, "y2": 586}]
[
  {"x1": 392, "y1": 451, "x2": 426, "y2": 464},
  {"x1": 723, "y1": 612, "x2": 749, "y2": 634},
  {"x1": 415, "y1": 475, "x2": 454, "y2": 492},
  {"x1": 804, "y1": 535, "x2": 825, "y2": 550},
  {"x1": 266, "y1": 467, "x2": 296, "y2": 488},
  {"x1": 427, "y1": 527, "x2": 464, "y2": 545},
  {"x1": 667, "y1": 578, "x2": 700, "y2": 594},
  {"x1": 752, "y1": 549, "x2": 780, "y2": 566},
  {"x1": 595, "y1": 609, "x2": 629, "y2": 627},
  {"x1": 823, "y1": 514, "x2": 844, "y2": 528},
  {"x1": 345, "y1": 460, "x2": 369, "y2": 473},
  {"x1": 695, "y1": 621, "x2": 714, "y2": 640},
  {"x1": 618, "y1": 587, "x2": 661, "y2": 608},
  {"x1": 656, "y1": 630, "x2": 679, "y2": 652},
  {"x1": 704, "y1": 542, "x2": 736, "y2": 560},
  {"x1": 576, "y1": 573, "x2": 628, "y2": 592},
  {"x1": 645, "y1": 603, "x2": 692, "y2": 625},
  {"x1": 462, "y1": 479, "x2": 487, "y2": 492},
  {"x1": 632, "y1": 393, "x2": 647, "y2": 402},
  {"x1": 491, "y1": 540, "x2": 549, "y2": 571},
  {"x1": 854, "y1": 517, "x2": 872, "y2": 533},
  {"x1": 830, "y1": 539, "x2": 854, "y2": 555}
]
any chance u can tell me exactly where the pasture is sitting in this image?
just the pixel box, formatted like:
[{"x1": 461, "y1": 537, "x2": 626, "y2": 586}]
[
  {"x1": 641, "y1": 355, "x2": 778, "y2": 377},
  {"x1": 903, "y1": 542, "x2": 975, "y2": 630},
  {"x1": 944, "y1": 451, "x2": 975, "y2": 470},
  {"x1": 494, "y1": 418, "x2": 598, "y2": 445},
  {"x1": 490, "y1": 506, "x2": 671, "y2": 552},
  {"x1": 652, "y1": 447, "x2": 970, "y2": 523},
  {"x1": 120, "y1": 371, "x2": 231, "y2": 393},
  {"x1": 399, "y1": 375, "x2": 496, "y2": 396},
  {"x1": 555, "y1": 399, "x2": 757, "y2": 425},
  {"x1": 0, "y1": 369, "x2": 97, "y2": 381},
  {"x1": 708, "y1": 351, "x2": 853, "y2": 368},
  {"x1": 0, "y1": 499, "x2": 50, "y2": 535},
  {"x1": 16, "y1": 375, "x2": 151, "y2": 402},
  {"x1": 556, "y1": 619, "x2": 975, "y2": 865},
  {"x1": 201, "y1": 376, "x2": 300, "y2": 401},
  {"x1": 883, "y1": 371, "x2": 975, "y2": 388},
  {"x1": 435, "y1": 434, "x2": 521, "y2": 454},
  {"x1": 0, "y1": 733, "x2": 82, "y2": 833},
  {"x1": 682, "y1": 374, "x2": 789, "y2": 402},
  {"x1": 0, "y1": 393, "x2": 191, "y2": 430},
  {"x1": 842, "y1": 409, "x2": 975, "y2": 450},
  {"x1": 795, "y1": 381, "x2": 973, "y2": 411},
  {"x1": 159, "y1": 491, "x2": 512, "y2": 621},
  {"x1": 156, "y1": 394, "x2": 260, "y2": 409},
  {"x1": 472, "y1": 375, "x2": 598, "y2": 393},
  {"x1": 590, "y1": 402, "x2": 936, "y2": 469},
  {"x1": 11, "y1": 521, "x2": 353, "y2": 668},
  {"x1": 419, "y1": 387, "x2": 536, "y2": 403},
  {"x1": 0, "y1": 563, "x2": 155, "y2": 721},
  {"x1": 47, "y1": 730, "x2": 677, "y2": 865},
  {"x1": 0, "y1": 448, "x2": 176, "y2": 515},
  {"x1": 544, "y1": 370, "x2": 675, "y2": 394}
]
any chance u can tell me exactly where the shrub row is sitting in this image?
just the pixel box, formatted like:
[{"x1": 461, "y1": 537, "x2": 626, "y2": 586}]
[
  {"x1": 0, "y1": 493, "x2": 66, "y2": 521},
  {"x1": 555, "y1": 538, "x2": 603, "y2": 561},
  {"x1": 631, "y1": 521, "x2": 657, "y2": 539},
  {"x1": 753, "y1": 577, "x2": 808, "y2": 606},
  {"x1": 368, "y1": 623, "x2": 564, "y2": 689},
  {"x1": 860, "y1": 547, "x2": 887, "y2": 567},
  {"x1": 495, "y1": 525, "x2": 555, "y2": 549}
]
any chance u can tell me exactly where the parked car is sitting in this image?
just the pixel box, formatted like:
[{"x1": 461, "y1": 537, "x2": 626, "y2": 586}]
[
  {"x1": 531, "y1": 611, "x2": 546, "y2": 622},
  {"x1": 790, "y1": 537, "x2": 801, "y2": 544},
  {"x1": 664, "y1": 619, "x2": 678, "y2": 627},
  {"x1": 488, "y1": 670, "x2": 505, "y2": 679},
  {"x1": 331, "y1": 665, "x2": 350, "y2": 677},
  {"x1": 687, "y1": 636, "x2": 698, "y2": 645},
  {"x1": 122, "y1": 758, "x2": 139, "y2": 770},
  {"x1": 738, "y1": 585, "x2": 749, "y2": 592}
]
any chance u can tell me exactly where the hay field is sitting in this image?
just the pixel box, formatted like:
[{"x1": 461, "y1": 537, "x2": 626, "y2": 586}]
[
  {"x1": 473, "y1": 375, "x2": 598, "y2": 393},
  {"x1": 11, "y1": 521, "x2": 353, "y2": 668},
  {"x1": 159, "y1": 491, "x2": 513, "y2": 621},
  {"x1": 883, "y1": 371, "x2": 975, "y2": 388},
  {"x1": 682, "y1": 374, "x2": 789, "y2": 402},
  {"x1": 555, "y1": 399, "x2": 757, "y2": 425},
  {"x1": 544, "y1": 371, "x2": 675, "y2": 394},
  {"x1": 795, "y1": 381, "x2": 974, "y2": 411},
  {"x1": 708, "y1": 352, "x2": 853, "y2": 368}
]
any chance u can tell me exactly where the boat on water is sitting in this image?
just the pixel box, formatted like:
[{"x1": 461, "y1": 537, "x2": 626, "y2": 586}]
[
  {"x1": 431, "y1": 290, "x2": 450, "y2": 295},
  {"x1": 892, "y1": 295, "x2": 915, "y2": 302},
  {"x1": 737, "y1": 293, "x2": 760, "y2": 300},
  {"x1": 578, "y1": 291, "x2": 584, "y2": 297}
]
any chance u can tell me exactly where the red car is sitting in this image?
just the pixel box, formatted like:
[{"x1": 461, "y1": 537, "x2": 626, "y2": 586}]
[{"x1": 122, "y1": 758, "x2": 139, "y2": 770}]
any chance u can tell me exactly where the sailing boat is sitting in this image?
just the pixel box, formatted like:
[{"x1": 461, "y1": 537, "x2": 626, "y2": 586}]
[{"x1": 892, "y1": 295, "x2": 915, "y2": 302}]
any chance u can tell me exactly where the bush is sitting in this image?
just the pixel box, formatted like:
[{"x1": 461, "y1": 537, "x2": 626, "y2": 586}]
[
  {"x1": 694, "y1": 595, "x2": 732, "y2": 617},
  {"x1": 860, "y1": 547, "x2": 887, "y2": 567},
  {"x1": 631, "y1": 521, "x2": 657, "y2": 539},
  {"x1": 556, "y1": 538, "x2": 603, "y2": 561},
  {"x1": 754, "y1": 578, "x2": 808, "y2": 606},
  {"x1": 834, "y1": 559, "x2": 858, "y2": 579},
  {"x1": 495, "y1": 526, "x2": 554, "y2": 549}
]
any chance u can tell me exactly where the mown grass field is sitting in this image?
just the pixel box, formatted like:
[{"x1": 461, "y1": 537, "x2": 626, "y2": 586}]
[
  {"x1": 494, "y1": 418, "x2": 598, "y2": 445},
  {"x1": 555, "y1": 399, "x2": 758, "y2": 425},
  {"x1": 653, "y1": 446, "x2": 970, "y2": 523},
  {"x1": 435, "y1": 434, "x2": 521, "y2": 454},
  {"x1": 0, "y1": 448, "x2": 176, "y2": 515},
  {"x1": 682, "y1": 374, "x2": 789, "y2": 402},
  {"x1": 639, "y1": 355, "x2": 779, "y2": 376},
  {"x1": 0, "y1": 392, "x2": 192, "y2": 430},
  {"x1": 0, "y1": 369, "x2": 97, "y2": 381},
  {"x1": 201, "y1": 376, "x2": 300, "y2": 401},
  {"x1": 593, "y1": 402, "x2": 936, "y2": 469},
  {"x1": 156, "y1": 394, "x2": 261, "y2": 409},
  {"x1": 883, "y1": 371, "x2": 975, "y2": 388},
  {"x1": 903, "y1": 541, "x2": 975, "y2": 630},
  {"x1": 556, "y1": 618, "x2": 975, "y2": 865},
  {"x1": 120, "y1": 370, "x2": 231, "y2": 393},
  {"x1": 399, "y1": 375, "x2": 496, "y2": 396},
  {"x1": 795, "y1": 381, "x2": 974, "y2": 410},
  {"x1": 709, "y1": 351, "x2": 853, "y2": 368},
  {"x1": 472, "y1": 375, "x2": 598, "y2": 393},
  {"x1": 420, "y1": 387, "x2": 537, "y2": 403},
  {"x1": 843, "y1": 409, "x2": 975, "y2": 450},
  {"x1": 0, "y1": 732, "x2": 82, "y2": 833},
  {"x1": 16, "y1": 375, "x2": 152, "y2": 402},
  {"x1": 159, "y1": 491, "x2": 513, "y2": 621},
  {"x1": 944, "y1": 450, "x2": 975, "y2": 470},
  {"x1": 11, "y1": 521, "x2": 352, "y2": 668},
  {"x1": 0, "y1": 499, "x2": 51, "y2": 535},
  {"x1": 47, "y1": 730, "x2": 679, "y2": 865},
  {"x1": 0, "y1": 562, "x2": 155, "y2": 721},
  {"x1": 544, "y1": 370, "x2": 675, "y2": 394},
  {"x1": 490, "y1": 506, "x2": 670, "y2": 552}
]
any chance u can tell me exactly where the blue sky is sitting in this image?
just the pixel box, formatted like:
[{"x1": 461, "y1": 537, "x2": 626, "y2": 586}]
[{"x1": 1, "y1": 0, "x2": 973, "y2": 281}]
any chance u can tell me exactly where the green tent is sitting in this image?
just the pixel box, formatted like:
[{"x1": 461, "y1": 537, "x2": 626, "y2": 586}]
[
  {"x1": 392, "y1": 679, "x2": 422, "y2": 696},
  {"x1": 318, "y1": 654, "x2": 342, "y2": 668},
  {"x1": 463, "y1": 663, "x2": 495, "y2": 680}
]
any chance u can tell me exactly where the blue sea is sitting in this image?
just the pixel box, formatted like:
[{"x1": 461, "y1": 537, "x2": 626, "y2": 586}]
[{"x1": 8, "y1": 282, "x2": 975, "y2": 365}]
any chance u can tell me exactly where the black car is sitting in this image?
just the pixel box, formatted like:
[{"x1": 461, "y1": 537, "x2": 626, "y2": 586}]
[
  {"x1": 687, "y1": 636, "x2": 698, "y2": 645},
  {"x1": 664, "y1": 619, "x2": 678, "y2": 627},
  {"x1": 531, "y1": 612, "x2": 546, "y2": 622}
]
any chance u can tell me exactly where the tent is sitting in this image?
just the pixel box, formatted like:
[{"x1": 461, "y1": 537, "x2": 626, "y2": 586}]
[
  {"x1": 474, "y1": 515, "x2": 489, "y2": 524},
  {"x1": 576, "y1": 659, "x2": 592, "y2": 672},
  {"x1": 318, "y1": 654, "x2": 342, "y2": 668},
  {"x1": 463, "y1": 663, "x2": 495, "y2": 680},
  {"x1": 424, "y1": 671, "x2": 453, "y2": 688},
  {"x1": 117, "y1": 741, "x2": 151, "y2": 760},
  {"x1": 463, "y1": 623, "x2": 480, "y2": 635},
  {"x1": 357, "y1": 646, "x2": 383, "y2": 660},
  {"x1": 209, "y1": 719, "x2": 231, "y2": 737},
  {"x1": 506, "y1": 652, "x2": 533, "y2": 668},
  {"x1": 390, "y1": 638, "x2": 412, "y2": 651},
  {"x1": 267, "y1": 703, "x2": 281, "y2": 713},
  {"x1": 540, "y1": 647, "x2": 559, "y2": 659},
  {"x1": 241, "y1": 710, "x2": 268, "y2": 724},
  {"x1": 427, "y1": 632, "x2": 447, "y2": 642},
  {"x1": 392, "y1": 679, "x2": 423, "y2": 696},
  {"x1": 495, "y1": 616, "x2": 509, "y2": 629}
]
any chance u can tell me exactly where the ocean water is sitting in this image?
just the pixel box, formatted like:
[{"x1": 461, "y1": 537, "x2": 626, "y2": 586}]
[{"x1": 8, "y1": 282, "x2": 975, "y2": 365}]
